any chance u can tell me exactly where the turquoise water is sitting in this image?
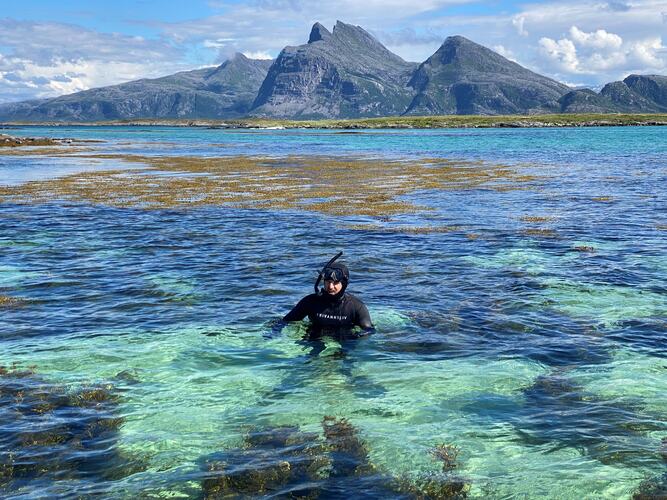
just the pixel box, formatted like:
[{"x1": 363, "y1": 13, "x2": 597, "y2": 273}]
[{"x1": 1, "y1": 126, "x2": 666, "y2": 498}]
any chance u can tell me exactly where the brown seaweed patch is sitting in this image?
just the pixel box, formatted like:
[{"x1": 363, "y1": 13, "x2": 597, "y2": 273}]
[
  {"x1": 0, "y1": 153, "x2": 538, "y2": 217},
  {"x1": 633, "y1": 473, "x2": 667, "y2": 500},
  {"x1": 572, "y1": 245, "x2": 596, "y2": 253},
  {"x1": 399, "y1": 475, "x2": 470, "y2": 499},
  {"x1": 592, "y1": 196, "x2": 613, "y2": 202},
  {"x1": 345, "y1": 224, "x2": 462, "y2": 234},
  {"x1": 394, "y1": 442, "x2": 470, "y2": 499},
  {"x1": 0, "y1": 295, "x2": 29, "y2": 307},
  {"x1": 432, "y1": 443, "x2": 461, "y2": 472},
  {"x1": 522, "y1": 228, "x2": 559, "y2": 238},
  {"x1": 201, "y1": 425, "x2": 330, "y2": 498},
  {"x1": 322, "y1": 415, "x2": 373, "y2": 476},
  {"x1": 520, "y1": 215, "x2": 555, "y2": 223}
]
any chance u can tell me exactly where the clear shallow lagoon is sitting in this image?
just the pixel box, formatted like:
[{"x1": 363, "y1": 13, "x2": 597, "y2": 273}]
[{"x1": 1, "y1": 126, "x2": 666, "y2": 498}]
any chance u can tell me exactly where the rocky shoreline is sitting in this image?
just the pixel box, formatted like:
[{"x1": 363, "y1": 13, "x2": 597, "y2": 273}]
[
  {"x1": 0, "y1": 133, "x2": 68, "y2": 147},
  {"x1": 2, "y1": 113, "x2": 667, "y2": 130}
]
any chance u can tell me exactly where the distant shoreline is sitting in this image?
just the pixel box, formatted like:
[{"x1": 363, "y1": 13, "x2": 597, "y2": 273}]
[{"x1": 2, "y1": 113, "x2": 667, "y2": 130}]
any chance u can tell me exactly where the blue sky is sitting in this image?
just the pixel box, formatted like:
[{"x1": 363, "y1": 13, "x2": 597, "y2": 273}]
[{"x1": 1, "y1": 0, "x2": 666, "y2": 103}]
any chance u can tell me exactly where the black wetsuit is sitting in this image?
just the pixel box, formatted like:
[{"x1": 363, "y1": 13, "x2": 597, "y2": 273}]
[{"x1": 283, "y1": 292, "x2": 373, "y2": 332}]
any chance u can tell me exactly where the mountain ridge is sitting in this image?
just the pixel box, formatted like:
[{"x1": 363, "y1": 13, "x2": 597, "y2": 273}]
[{"x1": 1, "y1": 22, "x2": 666, "y2": 121}]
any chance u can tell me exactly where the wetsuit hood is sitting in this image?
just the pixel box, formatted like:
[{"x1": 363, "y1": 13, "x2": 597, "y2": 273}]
[{"x1": 321, "y1": 262, "x2": 349, "y2": 301}]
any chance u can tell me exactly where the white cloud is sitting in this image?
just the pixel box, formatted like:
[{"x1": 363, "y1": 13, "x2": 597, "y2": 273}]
[
  {"x1": 569, "y1": 26, "x2": 622, "y2": 50},
  {"x1": 242, "y1": 51, "x2": 274, "y2": 60},
  {"x1": 538, "y1": 25, "x2": 665, "y2": 77},
  {"x1": 539, "y1": 37, "x2": 580, "y2": 72},
  {"x1": 493, "y1": 45, "x2": 518, "y2": 62},
  {"x1": 0, "y1": 57, "x2": 185, "y2": 101},
  {"x1": 512, "y1": 16, "x2": 528, "y2": 37}
]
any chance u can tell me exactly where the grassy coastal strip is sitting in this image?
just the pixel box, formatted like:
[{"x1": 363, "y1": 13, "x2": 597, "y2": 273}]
[{"x1": 2, "y1": 113, "x2": 667, "y2": 129}]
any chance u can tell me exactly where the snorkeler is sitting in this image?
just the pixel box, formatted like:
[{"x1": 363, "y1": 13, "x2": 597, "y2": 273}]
[{"x1": 273, "y1": 252, "x2": 374, "y2": 337}]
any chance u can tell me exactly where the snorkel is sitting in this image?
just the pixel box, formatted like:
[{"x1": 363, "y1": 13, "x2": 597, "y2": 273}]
[{"x1": 314, "y1": 251, "x2": 343, "y2": 295}]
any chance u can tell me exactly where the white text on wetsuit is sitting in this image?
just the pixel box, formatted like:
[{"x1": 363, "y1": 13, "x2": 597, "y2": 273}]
[{"x1": 317, "y1": 313, "x2": 348, "y2": 321}]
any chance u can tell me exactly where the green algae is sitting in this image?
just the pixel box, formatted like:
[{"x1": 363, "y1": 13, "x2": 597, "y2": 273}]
[
  {"x1": 370, "y1": 306, "x2": 412, "y2": 332},
  {"x1": 462, "y1": 244, "x2": 665, "y2": 327},
  {"x1": 541, "y1": 277, "x2": 667, "y2": 327},
  {"x1": 3, "y1": 319, "x2": 660, "y2": 497},
  {"x1": 0, "y1": 153, "x2": 537, "y2": 217},
  {"x1": 569, "y1": 348, "x2": 667, "y2": 416},
  {"x1": 462, "y1": 246, "x2": 556, "y2": 276}
]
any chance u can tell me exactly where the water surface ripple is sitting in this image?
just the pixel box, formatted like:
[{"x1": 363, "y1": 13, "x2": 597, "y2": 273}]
[{"x1": 1, "y1": 126, "x2": 666, "y2": 498}]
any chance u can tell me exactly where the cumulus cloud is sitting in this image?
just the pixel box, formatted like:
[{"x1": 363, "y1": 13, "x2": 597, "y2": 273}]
[
  {"x1": 0, "y1": 19, "x2": 192, "y2": 103},
  {"x1": 569, "y1": 26, "x2": 622, "y2": 50},
  {"x1": 539, "y1": 37, "x2": 579, "y2": 72},
  {"x1": 539, "y1": 25, "x2": 666, "y2": 77}
]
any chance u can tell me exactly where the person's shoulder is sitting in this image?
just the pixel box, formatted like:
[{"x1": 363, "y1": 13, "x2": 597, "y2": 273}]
[
  {"x1": 299, "y1": 293, "x2": 319, "y2": 303},
  {"x1": 344, "y1": 292, "x2": 367, "y2": 307}
]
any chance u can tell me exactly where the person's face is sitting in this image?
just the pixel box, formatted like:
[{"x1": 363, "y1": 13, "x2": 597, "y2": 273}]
[{"x1": 324, "y1": 279, "x2": 343, "y2": 295}]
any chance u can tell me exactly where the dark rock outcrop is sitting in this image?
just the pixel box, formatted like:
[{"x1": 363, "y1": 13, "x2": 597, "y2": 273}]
[
  {"x1": 0, "y1": 53, "x2": 272, "y2": 122},
  {"x1": 404, "y1": 36, "x2": 571, "y2": 115},
  {"x1": 250, "y1": 21, "x2": 418, "y2": 119}
]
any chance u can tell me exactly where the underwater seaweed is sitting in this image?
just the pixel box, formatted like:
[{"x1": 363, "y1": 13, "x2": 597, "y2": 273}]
[
  {"x1": 633, "y1": 473, "x2": 667, "y2": 500},
  {"x1": 431, "y1": 444, "x2": 461, "y2": 472},
  {"x1": 0, "y1": 365, "x2": 144, "y2": 493},
  {"x1": 202, "y1": 418, "x2": 471, "y2": 499},
  {"x1": 201, "y1": 425, "x2": 330, "y2": 498}
]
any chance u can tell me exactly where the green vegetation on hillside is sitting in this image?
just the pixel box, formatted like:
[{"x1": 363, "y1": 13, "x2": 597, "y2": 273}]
[{"x1": 3, "y1": 113, "x2": 667, "y2": 129}]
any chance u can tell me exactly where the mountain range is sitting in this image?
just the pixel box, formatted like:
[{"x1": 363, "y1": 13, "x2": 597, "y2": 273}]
[{"x1": 1, "y1": 21, "x2": 666, "y2": 121}]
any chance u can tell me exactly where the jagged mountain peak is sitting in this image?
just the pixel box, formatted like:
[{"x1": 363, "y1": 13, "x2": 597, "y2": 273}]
[
  {"x1": 427, "y1": 35, "x2": 517, "y2": 72},
  {"x1": 308, "y1": 22, "x2": 331, "y2": 43},
  {"x1": 251, "y1": 20, "x2": 417, "y2": 118},
  {"x1": 405, "y1": 33, "x2": 570, "y2": 115}
]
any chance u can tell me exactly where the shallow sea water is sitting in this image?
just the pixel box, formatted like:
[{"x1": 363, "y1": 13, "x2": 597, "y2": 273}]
[{"x1": 1, "y1": 126, "x2": 666, "y2": 498}]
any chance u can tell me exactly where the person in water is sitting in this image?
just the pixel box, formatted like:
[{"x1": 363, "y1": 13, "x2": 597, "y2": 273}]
[{"x1": 277, "y1": 260, "x2": 374, "y2": 337}]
